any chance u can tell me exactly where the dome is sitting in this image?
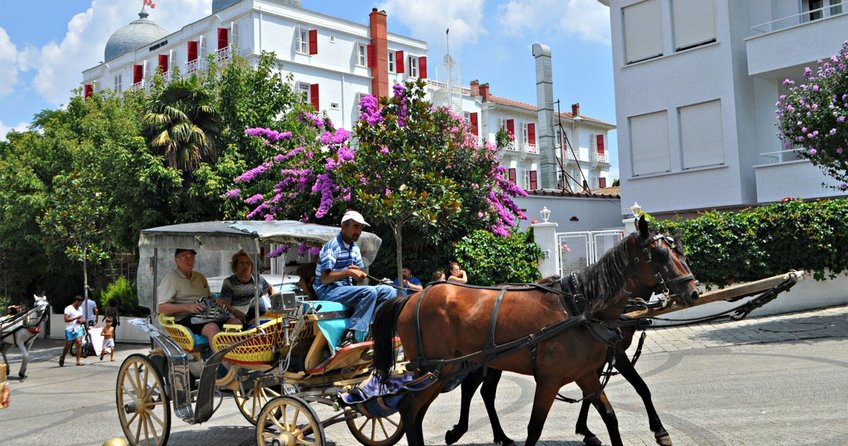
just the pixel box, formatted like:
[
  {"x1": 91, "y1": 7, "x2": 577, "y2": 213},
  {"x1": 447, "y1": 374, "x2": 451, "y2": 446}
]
[
  {"x1": 213, "y1": 0, "x2": 302, "y2": 14},
  {"x1": 104, "y1": 11, "x2": 169, "y2": 62}
]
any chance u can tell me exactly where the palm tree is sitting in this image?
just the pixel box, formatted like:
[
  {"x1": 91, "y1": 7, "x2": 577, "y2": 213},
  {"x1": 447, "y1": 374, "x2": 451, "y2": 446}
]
[{"x1": 144, "y1": 75, "x2": 220, "y2": 172}]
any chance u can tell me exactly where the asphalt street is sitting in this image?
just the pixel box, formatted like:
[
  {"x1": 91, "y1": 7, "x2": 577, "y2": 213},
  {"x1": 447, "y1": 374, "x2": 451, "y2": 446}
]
[{"x1": 1, "y1": 305, "x2": 846, "y2": 446}]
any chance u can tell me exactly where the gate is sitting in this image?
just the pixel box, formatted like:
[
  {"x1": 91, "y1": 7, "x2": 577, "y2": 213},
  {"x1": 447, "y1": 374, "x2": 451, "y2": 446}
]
[{"x1": 556, "y1": 230, "x2": 625, "y2": 276}]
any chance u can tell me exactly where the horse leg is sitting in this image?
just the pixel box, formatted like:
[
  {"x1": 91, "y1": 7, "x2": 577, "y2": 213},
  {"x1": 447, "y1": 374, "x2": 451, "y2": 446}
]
[
  {"x1": 17, "y1": 332, "x2": 35, "y2": 379},
  {"x1": 480, "y1": 369, "x2": 515, "y2": 446},
  {"x1": 523, "y1": 378, "x2": 560, "y2": 446},
  {"x1": 399, "y1": 382, "x2": 444, "y2": 446},
  {"x1": 614, "y1": 350, "x2": 672, "y2": 445},
  {"x1": 445, "y1": 367, "x2": 483, "y2": 445},
  {"x1": 575, "y1": 398, "x2": 602, "y2": 446},
  {"x1": 1, "y1": 343, "x2": 9, "y2": 377},
  {"x1": 577, "y1": 374, "x2": 624, "y2": 446}
]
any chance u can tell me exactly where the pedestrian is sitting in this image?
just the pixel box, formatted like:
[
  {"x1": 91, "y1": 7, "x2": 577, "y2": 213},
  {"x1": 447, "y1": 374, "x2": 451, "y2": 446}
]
[
  {"x1": 100, "y1": 317, "x2": 116, "y2": 361},
  {"x1": 313, "y1": 210, "x2": 396, "y2": 349},
  {"x1": 394, "y1": 266, "x2": 423, "y2": 296},
  {"x1": 80, "y1": 294, "x2": 99, "y2": 326},
  {"x1": 105, "y1": 298, "x2": 120, "y2": 341},
  {"x1": 59, "y1": 296, "x2": 85, "y2": 367},
  {"x1": 447, "y1": 261, "x2": 468, "y2": 283}
]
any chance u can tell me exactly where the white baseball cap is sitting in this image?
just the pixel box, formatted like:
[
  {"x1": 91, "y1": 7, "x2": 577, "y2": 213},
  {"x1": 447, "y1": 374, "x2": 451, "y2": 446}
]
[{"x1": 341, "y1": 210, "x2": 370, "y2": 227}]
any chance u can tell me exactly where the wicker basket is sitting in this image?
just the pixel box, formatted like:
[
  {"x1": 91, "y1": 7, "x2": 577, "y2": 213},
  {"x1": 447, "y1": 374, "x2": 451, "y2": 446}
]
[
  {"x1": 157, "y1": 314, "x2": 201, "y2": 352},
  {"x1": 212, "y1": 317, "x2": 289, "y2": 365}
]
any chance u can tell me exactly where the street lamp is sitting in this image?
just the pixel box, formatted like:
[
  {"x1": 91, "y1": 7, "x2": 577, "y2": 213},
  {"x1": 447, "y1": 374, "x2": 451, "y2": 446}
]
[
  {"x1": 630, "y1": 202, "x2": 642, "y2": 217},
  {"x1": 540, "y1": 206, "x2": 551, "y2": 223}
]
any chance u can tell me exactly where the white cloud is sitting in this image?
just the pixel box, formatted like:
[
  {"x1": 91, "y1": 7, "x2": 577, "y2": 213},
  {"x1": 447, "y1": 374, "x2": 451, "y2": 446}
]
[
  {"x1": 498, "y1": 0, "x2": 610, "y2": 45},
  {"x1": 25, "y1": 0, "x2": 210, "y2": 108},
  {"x1": 377, "y1": 0, "x2": 486, "y2": 51},
  {"x1": 0, "y1": 120, "x2": 30, "y2": 142},
  {"x1": 0, "y1": 28, "x2": 21, "y2": 95}
]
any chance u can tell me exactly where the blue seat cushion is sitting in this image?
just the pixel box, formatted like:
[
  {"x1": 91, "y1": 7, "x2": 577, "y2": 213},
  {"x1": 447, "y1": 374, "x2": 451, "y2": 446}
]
[
  {"x1": 193, "y1": 333, "x2": 209, "y2": 346},
  {"x1": 303, "y1": 300, "x2": 360, "y2": 351}
]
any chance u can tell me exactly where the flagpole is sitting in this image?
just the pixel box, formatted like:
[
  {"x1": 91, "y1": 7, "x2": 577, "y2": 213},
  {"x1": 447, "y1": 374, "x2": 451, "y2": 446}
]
[{"x1": 445, "y1": 28, "x2": 452, "y2": 111}]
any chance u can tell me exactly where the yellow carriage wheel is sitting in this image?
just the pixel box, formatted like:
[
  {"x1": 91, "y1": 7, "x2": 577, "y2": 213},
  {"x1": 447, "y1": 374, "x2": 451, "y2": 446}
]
[
  {"x1": 116, "y1": 354, "x2": 171, "y2": 446},
  {"x1": 256, "y1": 395, "x2": 325, "y2": 446},
  {"x1": 345, "y1": 409, "x2": 404, "y2": 446},
  {"x1": 234, "y1": 379, "x2": 282, "y2": 425}
]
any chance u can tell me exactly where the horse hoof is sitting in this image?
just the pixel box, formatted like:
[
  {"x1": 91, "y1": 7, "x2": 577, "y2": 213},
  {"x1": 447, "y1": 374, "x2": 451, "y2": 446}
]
[
  {"x1": 445, "y1": 426, "x2": 465, "y2": 445},
  {"x1": 18, "y1": 372, "x2": 26, "y2": 380},
  {"x1": 495, "y1": 439, "x2": 517, "y2": 446},
  {"x1": 584, "y1": 435, "x2": 603, "y2": 446},
  {"x1": 656, "y1": 433, "x2": 672, "y2": 446}
]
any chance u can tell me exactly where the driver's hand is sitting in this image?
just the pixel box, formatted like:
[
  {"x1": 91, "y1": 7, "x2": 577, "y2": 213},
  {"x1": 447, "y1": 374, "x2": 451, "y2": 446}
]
[
  {"x1": 348, "y1": 266, "x2": 367, "y2": 280},
  {"x1": 186, "y1": 303, "x2": 204, "y2": 314}
]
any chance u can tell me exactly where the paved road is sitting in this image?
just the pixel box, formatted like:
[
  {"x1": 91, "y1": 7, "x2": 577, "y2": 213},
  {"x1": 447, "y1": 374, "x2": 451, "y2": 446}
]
[{"x1": 1, "y1": 305, "x2": 846, "y2": 446}]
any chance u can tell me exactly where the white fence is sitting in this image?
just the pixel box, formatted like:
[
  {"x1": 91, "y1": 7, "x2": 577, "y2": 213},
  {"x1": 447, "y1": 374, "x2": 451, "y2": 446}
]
[{"x1": 557, "y1": 230, "x2": 625, "y2": 276}]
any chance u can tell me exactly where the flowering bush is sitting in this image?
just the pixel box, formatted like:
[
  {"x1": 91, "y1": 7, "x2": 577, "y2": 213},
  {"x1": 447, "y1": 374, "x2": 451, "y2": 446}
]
[{"x1": 776, "y1": 40, "x2": 848, "y2": 191}]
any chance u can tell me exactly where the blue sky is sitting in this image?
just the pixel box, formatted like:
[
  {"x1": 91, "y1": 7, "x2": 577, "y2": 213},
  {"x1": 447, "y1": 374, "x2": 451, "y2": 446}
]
[{"x1": 0, "y1": 0, "x2": 618, "y2": 180}]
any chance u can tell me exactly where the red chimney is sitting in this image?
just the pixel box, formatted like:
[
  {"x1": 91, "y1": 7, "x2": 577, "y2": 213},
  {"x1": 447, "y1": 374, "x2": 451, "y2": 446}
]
[
  {"x1": 470, "y1": 79, "x2": 479, "y2": 97},
  {"x1": 369, "y1": 9, "x2": 389, "y2": 99},
  {"x1": 479, "y1": 83, "x2": 490, "y2": 102},
  {"x1": 571, "y1": 102, "x2": 580, "y2": 117}
]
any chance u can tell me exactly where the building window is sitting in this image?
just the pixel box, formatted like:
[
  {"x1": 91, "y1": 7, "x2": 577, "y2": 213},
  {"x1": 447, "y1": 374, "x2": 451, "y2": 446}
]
[
  {"x1": 297, "y1": 28, "x2": 309, "y2": 54},
  {"x1": 521, "y1": 123, "x2": 529, "y2": 145},
  {"x1": 407, "y1": 55, "x2": 418, "y2": 77},
  {"x1": 388, "y1": 50, "x2": 395, "y2": 72},
  {"x1": 114, "y1": 74, "x2": 122, "y2": 93},
  {"x1": 395, "y1": 50, "x2": 405, "y2": 74},
  {"x1": 679, "y1": 100, "x2": 724, "y2": 169},
  {"x1": 297, "y1": 82, "x2": 310, "y2": 101},
  {"x1": 623, "y1": 0, "x2": 663, "y2": 64},
  {"x1": 629, "y1": 110, "x2": 670, "y2": 176},
  {"x1": 357, "y1": 43, "x2": 367, "y2": 67},
  {"x1": 805, "y1": 0, "x2": 842, "y2": 20},
  {"x1": 672, "y1": 0, "x2": 716, "y2": 51}
]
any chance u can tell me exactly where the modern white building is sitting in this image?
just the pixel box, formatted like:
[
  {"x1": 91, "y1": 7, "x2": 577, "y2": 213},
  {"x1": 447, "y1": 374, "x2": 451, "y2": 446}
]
[
  {"x1": 83, "y1": 0, "x2": 615, "y2": 195},
  {"x1": 599, "y1": 0, "x2": 848, "y2": 216}
]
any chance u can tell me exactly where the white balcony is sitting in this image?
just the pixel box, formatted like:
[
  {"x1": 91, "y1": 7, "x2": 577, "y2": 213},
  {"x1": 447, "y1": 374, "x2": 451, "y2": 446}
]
[
  {"x1": 592, "y1": 151, "x2": 609, "y2": 164},
  {"x1": 185, "y1": 59, "x2": 203, "y2": 74},
  {"x1": 754, "y1": 150, "x2": 847, "y2": 202},
  {"x1": 216, "y1": 46, "x2": 231, "y2": 62},
  {"x1": 523, "y1": 143, "x2": 539, "y2": 155},
  {"x1": 130, "y1": 80, "x2": 144, "y2": 90}
]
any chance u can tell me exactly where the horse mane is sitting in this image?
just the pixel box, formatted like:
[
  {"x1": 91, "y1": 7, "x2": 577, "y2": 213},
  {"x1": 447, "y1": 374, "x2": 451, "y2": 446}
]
[{"x1": 577, "y1": 231, "x2": 641, "y2": 313}]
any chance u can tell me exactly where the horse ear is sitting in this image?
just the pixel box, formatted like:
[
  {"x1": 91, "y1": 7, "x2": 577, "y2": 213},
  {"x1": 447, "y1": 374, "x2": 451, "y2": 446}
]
[{"x1": 637, "y1": 215, "x2": 649, "y2": 238}]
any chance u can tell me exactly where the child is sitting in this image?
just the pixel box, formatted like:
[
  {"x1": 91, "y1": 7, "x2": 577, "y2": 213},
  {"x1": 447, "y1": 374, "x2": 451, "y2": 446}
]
[{"x1": 100, "y1": 317, "x2": 116, "y2": 361}]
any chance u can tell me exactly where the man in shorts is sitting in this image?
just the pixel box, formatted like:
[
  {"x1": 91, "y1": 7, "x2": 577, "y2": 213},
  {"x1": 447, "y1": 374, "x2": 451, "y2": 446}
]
[{"x1": 59, "y1": 296, "x2": 85, "y2": 367}]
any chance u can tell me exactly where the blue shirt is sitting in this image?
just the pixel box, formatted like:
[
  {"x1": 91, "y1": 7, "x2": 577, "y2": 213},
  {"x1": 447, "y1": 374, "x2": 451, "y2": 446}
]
[
  {"x1": 394, "y1": 276, "x2": 422, "y2": 296},
  {"x1": 313, "y1": 233, "x2": 365, "y2": 298}
]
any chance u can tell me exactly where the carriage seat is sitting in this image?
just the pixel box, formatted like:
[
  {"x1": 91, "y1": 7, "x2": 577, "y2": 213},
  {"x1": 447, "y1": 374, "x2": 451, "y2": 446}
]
[
  {"x1": 301, "y1": 300, "x2": 358, "y2": 352},
  {"x1": 157, "y1": 314, "x2": 209, "y2": 352}
]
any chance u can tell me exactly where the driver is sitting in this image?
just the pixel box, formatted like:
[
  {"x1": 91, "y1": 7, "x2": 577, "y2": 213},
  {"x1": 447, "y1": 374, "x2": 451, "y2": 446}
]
[
  {"x1": 313, "y1": 211, "x2": 397, "y2": 348},
  {"x1": 157, "y1": 249, "x2": 239, "y2": 340}
]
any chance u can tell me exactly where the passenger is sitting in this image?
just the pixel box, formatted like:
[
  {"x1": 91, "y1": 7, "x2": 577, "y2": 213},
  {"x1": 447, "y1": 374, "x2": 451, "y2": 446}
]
[
  {"x1": 431, "y1": 271, "x2": 446, "y2": 282},
  {"x1": 313, "y1": 210, "x2": 397, "y2": 349},
  {"x1": 394, "y1": 266, "x2": 423, "y2": 296},
  {"x1": 447, "y1": 261, "x2": 468, "y2": 284},
  {"x1": 219, "y1": 250, "x2": 275, "y2": 326},
  {"x1": 296, "y1": 263, "x2": 318, "y2": 300},
  {"x1": 156, "y1": 248, "x2": 238, "y2": 341}
]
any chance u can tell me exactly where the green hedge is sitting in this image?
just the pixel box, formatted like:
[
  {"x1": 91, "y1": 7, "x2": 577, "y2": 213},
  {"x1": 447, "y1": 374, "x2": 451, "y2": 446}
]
[
  {"x1": 452, "y1": 228, "x2": 543, "y2": 286},
  {"x1": 653, "y1": 197, "x2": 848, "y2": 285}
]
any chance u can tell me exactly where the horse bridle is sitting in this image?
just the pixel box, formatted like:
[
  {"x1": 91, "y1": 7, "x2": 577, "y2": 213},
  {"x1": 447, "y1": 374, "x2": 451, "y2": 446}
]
[{"x1": 635, "y1": 234, "x2": 696, "y2": 301}]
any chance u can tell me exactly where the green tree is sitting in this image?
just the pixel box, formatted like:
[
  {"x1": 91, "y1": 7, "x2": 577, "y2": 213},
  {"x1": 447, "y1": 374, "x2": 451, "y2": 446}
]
[
  {"x1": 452, "y1": 228, "x2": 543, "y2": 286},
  {"x1": 776, "y1": 40, "x2": 848, "y2": 191}
]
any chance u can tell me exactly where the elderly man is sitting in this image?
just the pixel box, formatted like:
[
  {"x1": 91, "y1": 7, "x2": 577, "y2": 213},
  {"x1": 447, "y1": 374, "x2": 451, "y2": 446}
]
[
  {"x1": 157, "y1": 248, "x2": 237, "y2": 341},
  {"x1": 313, "y1": 210, "x2": 397, "y2": 348}
]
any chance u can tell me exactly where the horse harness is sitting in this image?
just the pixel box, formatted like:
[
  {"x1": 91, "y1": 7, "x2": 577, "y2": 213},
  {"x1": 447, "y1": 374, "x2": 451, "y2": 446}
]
[{"x1": 405, "y1": 278, "x2": 622, "y2": 394}]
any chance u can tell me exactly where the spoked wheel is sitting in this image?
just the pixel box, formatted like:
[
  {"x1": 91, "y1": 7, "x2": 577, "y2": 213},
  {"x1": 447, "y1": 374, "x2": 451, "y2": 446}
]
[
  {"x1": 116, "y1": 354, "x2": 171, "y2": 446},
  {"x1": 345, "y1": 410, "x2": 404, "y2": 446},
  {"x1": 234, "y1": 380, "x2": 282, "y2": 425},
  {"x1": 256, "y1": 395, "x2": 325, "y2": 446}
]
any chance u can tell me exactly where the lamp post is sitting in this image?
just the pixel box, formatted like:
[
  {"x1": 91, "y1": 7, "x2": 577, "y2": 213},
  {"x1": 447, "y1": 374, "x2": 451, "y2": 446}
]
[
  {"x1": 630, "y1": 202, "x2": 642, "y2": 217},
  {"x1": 540, "y1": 206, "x2": 551, "y2": 223}
]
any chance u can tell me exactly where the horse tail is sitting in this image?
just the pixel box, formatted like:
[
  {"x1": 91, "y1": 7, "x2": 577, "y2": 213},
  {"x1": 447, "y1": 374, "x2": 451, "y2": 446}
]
[{"x1": 372, "y1": 293, "x2": 411, "y2": 383}]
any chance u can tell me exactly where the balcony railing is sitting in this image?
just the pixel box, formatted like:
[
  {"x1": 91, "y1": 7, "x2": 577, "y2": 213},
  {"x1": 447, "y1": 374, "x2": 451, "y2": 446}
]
[
  {"x1": 130, "y1": 81, "x2": 144, "y2": 90},
  {"x1": 592, "y1": 151, "x2": 609, "y2": 164},
  {"x1": 185, "y1": 59, "x2": 201, "y2": 74},
  {"x1": 216, "y1": 46, "x2": 231, "y2": 61},
  {"x1": 751, "y1": 4, "x2": 844, "y2": 34},
  {"x1": 524, "y1": 143, "x2": 539, "y2": 155}
]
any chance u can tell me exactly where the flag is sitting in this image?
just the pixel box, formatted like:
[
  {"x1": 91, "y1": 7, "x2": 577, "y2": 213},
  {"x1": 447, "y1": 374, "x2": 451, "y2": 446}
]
[{"x1": 144, "y1": 0, "x2": 156, "y2": 9}]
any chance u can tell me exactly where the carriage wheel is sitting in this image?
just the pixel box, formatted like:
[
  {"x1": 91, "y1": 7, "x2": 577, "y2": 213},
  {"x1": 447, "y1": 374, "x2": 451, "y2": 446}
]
[
  {"x1": 116, "y1": 354, "x2": 171, "y2": 446},
  {"x1": 233, "y1": 380, "x2": 282, "y2": 425},
  {"x1": 345, "y1": 410, "x2": 404, "y2": 446},
  {"x1": 256, "y1": 395, "x2": 325, "y2": 446}
]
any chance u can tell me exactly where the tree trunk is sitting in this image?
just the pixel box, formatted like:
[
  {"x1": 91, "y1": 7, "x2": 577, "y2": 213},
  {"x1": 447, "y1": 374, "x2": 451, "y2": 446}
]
[{"x1": 391, "y1": 222, "x2": 403, "y2": 289}]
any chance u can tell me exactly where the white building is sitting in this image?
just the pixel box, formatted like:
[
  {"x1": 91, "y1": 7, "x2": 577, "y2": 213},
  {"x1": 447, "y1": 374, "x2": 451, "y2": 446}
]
[
  {"x1": 599, "y1": 0, "x2": 848, "y2": 216},
  {"x1": 83, "y1": 0, "x2": 614, "y2": 196}
]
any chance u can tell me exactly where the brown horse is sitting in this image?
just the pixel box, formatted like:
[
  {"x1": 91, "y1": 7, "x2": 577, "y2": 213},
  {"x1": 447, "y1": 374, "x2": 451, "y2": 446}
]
[
  {"x1": 371, "y1": 217, "x2": 699, "y2": 446},
  {"x1": 446, "y1": 321, "x2": 671, "y2": 446}
]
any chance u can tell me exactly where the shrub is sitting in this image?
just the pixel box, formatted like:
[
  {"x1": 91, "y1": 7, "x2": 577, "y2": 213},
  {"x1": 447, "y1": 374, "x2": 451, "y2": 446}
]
[
  {"x1": 100, "y1": 276, "x2": 142, "y2": 316},
  {"x1": 654, "y1": 197, "x2": 848, "y2": 285},
  {"x1": 452, "y1": 228, "x2": 543, "y2": 286}
]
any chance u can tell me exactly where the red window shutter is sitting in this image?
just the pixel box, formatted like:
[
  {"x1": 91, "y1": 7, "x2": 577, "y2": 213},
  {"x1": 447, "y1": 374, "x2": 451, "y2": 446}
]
[
  {"x1": 596, "y1": 134, "x2": 605, "y2": 154},
  {"x1": 529, "y1": 170, "x2": 538, "y2": 190},
  {"x1": 528, "y1": 123, "x2": 536, "y2": 145},
  {"x1": 187, "y1": 41, "x2": 198, "y2": 61},
  {"x1": 418, "y1": 56, "x2": 427, "y2": 79},
  {"x1": 599, "y1": 177, "x2": 607, "y2": 188},
  {"x1": 470, "y1": 112, "x2": 479, "y2": 136},
  {"x1": 508, "y1": 168, "x2": 517, "y2": 184},
  {"x1": 158, "y1": 54, "x2": 169, "y2": 73},
  {"x1": 308, "y1": 29, "x2": 318, "y2": 55},
  {"x1": 395, "y1": 50, "x2": 405, "y2": 73},
  {"x1": 133, "y1": 64, "x2": 144, "y2": 84},
  {"x1": 310, "y1": 83, "x2": 319, "y2": 110},
  {"x1": 84, "y1": 83, "x2": 93, "y2": 98},
  {"x1": 217, "y1": 28, "x2": 229, "y2": 50},
  {"x1": 367, "y1": 44, "x2": 375, "y2": 67},
  {"x1": 506, "y1": 119, "x2": 515, "y2": 135}
]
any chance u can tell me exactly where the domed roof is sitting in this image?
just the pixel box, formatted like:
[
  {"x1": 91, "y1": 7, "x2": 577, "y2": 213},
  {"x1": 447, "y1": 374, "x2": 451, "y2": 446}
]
[
  {"x1": 213, "y1": 0, "x2": 301, "y2": 14},
  {"x1": 104, "y1": 10, "x2": 169, "y2": 62}
]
